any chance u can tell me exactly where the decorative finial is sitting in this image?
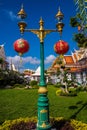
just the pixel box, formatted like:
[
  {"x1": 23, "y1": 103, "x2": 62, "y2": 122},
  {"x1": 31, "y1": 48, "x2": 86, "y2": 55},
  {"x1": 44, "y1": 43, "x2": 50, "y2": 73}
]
[
  {"x1": 39, "y1": 17, "x2": 44, "y2": 23},
  {"x1": 56, "y1": 7, "x2": 64, "y2": 37},
  {"x1": 21, "y1": 3, "x2": 24, "y2": 9},
  {"x1": 17, "y1": 4, "x2": 27, "y2": 19},
  {"x1": 59, "y1": 6, "x2": 60, "y2": 11},
  {"x1": 39, "y1": 17, "x2": 44, "y2": 30},
  {"x1": 56, "y1": 7, "x2": 64, "y2": 19}
]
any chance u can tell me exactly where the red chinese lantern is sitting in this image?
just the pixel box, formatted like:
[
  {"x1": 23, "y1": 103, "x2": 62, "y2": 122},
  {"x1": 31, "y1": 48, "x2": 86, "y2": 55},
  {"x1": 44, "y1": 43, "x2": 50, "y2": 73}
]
[
  {"x1": 54, "y1": 40, "x2": 69, "y2": 55},
  {"x1": 13, "y1": 38, "x2": 29, "y2": 56}
]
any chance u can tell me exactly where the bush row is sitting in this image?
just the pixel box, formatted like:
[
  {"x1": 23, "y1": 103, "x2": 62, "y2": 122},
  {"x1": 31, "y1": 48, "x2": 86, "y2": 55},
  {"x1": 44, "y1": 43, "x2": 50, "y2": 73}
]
[{"x1": 0, "y1": 117, "x2": 87, "y2": 130}]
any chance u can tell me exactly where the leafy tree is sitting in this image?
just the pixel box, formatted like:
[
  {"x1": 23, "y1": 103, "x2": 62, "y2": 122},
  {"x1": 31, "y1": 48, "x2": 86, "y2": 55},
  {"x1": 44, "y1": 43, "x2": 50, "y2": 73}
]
[
  {"x1": 70, "y1": 14, "x2": 87, "y2": 48},
  {"x1": 0, "y1": 58, "x2": 3, "y2": 63},
  {"x1": 73, "y1": 33, "x2": 87, "y2": 48},
  {"x1": 0, "y1": 70, "x2": 25, "y2": 88}
]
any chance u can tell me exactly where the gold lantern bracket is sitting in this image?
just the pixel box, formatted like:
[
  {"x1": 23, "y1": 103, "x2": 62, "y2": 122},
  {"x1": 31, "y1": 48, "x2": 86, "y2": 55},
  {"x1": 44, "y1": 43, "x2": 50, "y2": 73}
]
[{"x1": 56, "y1": 7, "x2": 64, "y2": 37}]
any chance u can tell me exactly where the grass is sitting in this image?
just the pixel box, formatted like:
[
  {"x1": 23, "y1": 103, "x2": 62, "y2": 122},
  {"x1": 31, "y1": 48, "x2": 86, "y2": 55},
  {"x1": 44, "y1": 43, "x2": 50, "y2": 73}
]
[
  {"x1": 0, "y1": 86, "x2": 87, "y2": 124},
  {"x1": 0, "y1": 89, "x2": 38, "y2": 124},
  {"x1": 48, "y1": 86, "x2": 87, "y2": 123}
]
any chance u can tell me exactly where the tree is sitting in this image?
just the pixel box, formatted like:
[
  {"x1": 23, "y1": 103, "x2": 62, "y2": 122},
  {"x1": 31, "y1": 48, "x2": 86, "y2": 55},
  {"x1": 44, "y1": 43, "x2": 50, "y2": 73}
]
[
  {"x1": 0, "y1": 58, "x2": 3, "y2": 64},
  {"x1": 70, "y1": 14, "x2": 82, "y2": 30},
  {"x1": 70, "y1": 14, "x2": 87, "y2": 48},
  {"x1": 73, "y1": 33, "x2": 87, "y2": 48}
]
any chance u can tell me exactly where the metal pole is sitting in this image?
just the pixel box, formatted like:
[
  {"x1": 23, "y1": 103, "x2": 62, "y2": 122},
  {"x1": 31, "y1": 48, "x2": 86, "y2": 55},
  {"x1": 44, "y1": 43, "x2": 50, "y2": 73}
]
[
  {"x1": 37, "y1": 41, "x2": 51, "y2": 130},
  {"x1": 17, "y1": 5, "x2": 64, "y2": 130}
]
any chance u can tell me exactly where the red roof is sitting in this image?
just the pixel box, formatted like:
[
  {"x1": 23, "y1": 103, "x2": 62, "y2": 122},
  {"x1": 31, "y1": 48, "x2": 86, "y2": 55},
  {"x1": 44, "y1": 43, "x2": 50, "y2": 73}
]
[
  {"x1": 64, "y1": 56, "x2": 74, "y2": 64},
  {"x1": 70, "y1": 67, "x2": 80, "y2": 72},
  {"x1": 73, "y1": 53, "x2": 78, "y2": 62}
]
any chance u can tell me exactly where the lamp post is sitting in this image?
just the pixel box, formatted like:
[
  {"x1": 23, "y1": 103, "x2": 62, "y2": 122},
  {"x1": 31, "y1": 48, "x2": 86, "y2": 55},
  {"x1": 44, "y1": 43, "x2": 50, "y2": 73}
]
[{"x1": 17, "y1": 5, "x2": 64, "y2": 130}]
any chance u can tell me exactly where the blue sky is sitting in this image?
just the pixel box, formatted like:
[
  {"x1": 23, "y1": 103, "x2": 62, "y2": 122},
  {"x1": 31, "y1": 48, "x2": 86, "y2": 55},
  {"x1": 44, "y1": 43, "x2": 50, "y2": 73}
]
[{"x1": 0, "y1": 0, "x2": 79, "y2": 71}]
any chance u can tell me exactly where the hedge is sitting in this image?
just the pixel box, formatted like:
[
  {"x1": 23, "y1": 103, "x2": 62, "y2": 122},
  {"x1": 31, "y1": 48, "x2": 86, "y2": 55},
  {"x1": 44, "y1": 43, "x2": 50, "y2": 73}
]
[{"x1": 0, "y1": 117, "x2": 87, "y2": 130}]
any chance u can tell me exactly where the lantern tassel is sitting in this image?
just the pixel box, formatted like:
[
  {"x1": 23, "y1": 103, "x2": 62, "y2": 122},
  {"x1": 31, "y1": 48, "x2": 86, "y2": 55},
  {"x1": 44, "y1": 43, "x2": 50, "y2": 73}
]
[
  {"x1": 20, "y1": 56, "x2": 22, "y2": 63},
  {"x1": 59, "y1": 54, "x2": 64, "y2": 66},
  {"x1": 19, "y1": 53, "x2": 23, "y2": 63}
]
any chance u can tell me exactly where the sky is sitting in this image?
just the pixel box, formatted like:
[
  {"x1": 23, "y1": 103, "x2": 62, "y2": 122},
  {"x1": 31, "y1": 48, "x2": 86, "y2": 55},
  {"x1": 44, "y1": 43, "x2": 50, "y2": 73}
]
[{"x1": 0, "y1": 0, "x2": 79, "y2": 71}]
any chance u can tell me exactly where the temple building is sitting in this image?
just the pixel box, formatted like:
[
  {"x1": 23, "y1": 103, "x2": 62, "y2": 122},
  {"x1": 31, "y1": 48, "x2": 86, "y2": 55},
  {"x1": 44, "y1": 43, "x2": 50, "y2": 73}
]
[
  {"x1": 0, "y1": 45, "x2": 8, "y2": 70},
  {"x1": 24, "y1": 69, "x2": 34, "y2": 76},
  {"x1": 47, "y1": 48, "x2": 87, "y2": 85}
]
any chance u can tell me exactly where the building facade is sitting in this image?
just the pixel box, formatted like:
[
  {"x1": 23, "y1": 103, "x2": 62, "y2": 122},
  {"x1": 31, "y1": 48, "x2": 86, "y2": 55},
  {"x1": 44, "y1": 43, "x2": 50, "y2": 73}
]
[
  {"x1": 0, "y1": 45, "x2": 8, "y2": 70},
  {"x1": 47, "y1": 48, "x2": 87, "y2": 85}
]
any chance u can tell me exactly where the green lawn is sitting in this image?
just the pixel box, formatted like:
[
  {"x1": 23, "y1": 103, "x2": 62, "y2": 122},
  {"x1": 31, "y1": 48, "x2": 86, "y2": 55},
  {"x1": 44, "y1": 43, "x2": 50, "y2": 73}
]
[{"x1": 0, "y1": 86, "x2": 87, "y2": 124}]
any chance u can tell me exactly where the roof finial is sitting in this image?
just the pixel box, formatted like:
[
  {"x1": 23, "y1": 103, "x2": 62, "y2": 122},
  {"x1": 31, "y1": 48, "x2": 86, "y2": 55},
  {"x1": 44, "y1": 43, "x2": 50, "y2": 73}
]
[
  {"x1": 21, "y1": 3, "x2": 24, "y2": 9},
  {"x1": 17, "y1": 3, "x2": 27, "y2": 19},
  {"x1": 59, "y1": 6, "x2": 60, "y2": 11}
]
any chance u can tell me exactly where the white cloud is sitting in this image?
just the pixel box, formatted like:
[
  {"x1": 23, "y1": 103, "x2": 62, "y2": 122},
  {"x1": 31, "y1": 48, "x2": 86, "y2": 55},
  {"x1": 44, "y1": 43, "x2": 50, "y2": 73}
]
[
  {"x1": 7, "y1": 55, "x2": 40, "y2": 67},
  {"x1": 22, "y1": 56, "x2": 40, "y2": 64},
  {"x1": 45, "y1": 55, "x2": 56, "y2": 64},
  {"x1": 3, "y1": 10, "x2": 19, "y2": 21},
  {"x1": 8, "y1": 11, "x2": 19, "y2": 21},
  {"x1": 7, "y1": 54, "x2": 56, "y2": 69},
  {"x1": 7, "y1": 55, "x2": 21, "y2": 67}
]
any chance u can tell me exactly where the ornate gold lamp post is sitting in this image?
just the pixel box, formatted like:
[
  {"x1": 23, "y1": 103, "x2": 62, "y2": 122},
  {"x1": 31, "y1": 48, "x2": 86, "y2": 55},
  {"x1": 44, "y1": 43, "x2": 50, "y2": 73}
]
[{"x1": 17, "y1": 5, "x2": 64, "y2": 130}]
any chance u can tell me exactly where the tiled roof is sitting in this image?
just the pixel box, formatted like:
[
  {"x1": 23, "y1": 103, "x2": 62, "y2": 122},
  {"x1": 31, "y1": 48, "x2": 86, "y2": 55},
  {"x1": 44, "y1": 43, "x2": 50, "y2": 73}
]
[
  {"x1": 64, "y1": 56, "x2": 74, "y2": 64},
  {"x1": 54, "y1": 64, "x2": 60, "y2": 68},
  {"x1": 73, "y1": 53, "x2": 78, "y2": 62},
  {"x1": 70, "y1": 67, "x2": 80, "y2": 72},
  {"x1": 50, "y1": 49, "x2": 87, "y2": 73}
]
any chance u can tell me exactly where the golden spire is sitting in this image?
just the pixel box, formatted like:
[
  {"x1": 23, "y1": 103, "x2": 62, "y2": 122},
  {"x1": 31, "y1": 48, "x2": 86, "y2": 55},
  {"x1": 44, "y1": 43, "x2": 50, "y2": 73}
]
[
  {"x1": 39, "y1": 17, "x2": 44, "y2": 30},
  {"x1": 17, "y1": 4, "x2": 27, "y2": 19},
  {"x1": 56, "y1": 7, "x2": 64, "y2": 18}
]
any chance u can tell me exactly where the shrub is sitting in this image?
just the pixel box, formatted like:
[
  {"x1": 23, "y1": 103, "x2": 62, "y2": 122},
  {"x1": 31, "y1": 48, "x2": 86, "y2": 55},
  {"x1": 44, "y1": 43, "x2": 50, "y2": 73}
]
[
  {"x1": 56, "y1": 87, "x2": 77, "y2": 97},
  {"x1": 56, "y1": 89, "x2": 62, "y2": 96},
  {"x1": 0, "y1": 117, "x2": 87, "y2": 130},
  {"x1": 0, "y1": 117, "x2": 37, "y2": 130},
  {"x1": 67, "y1": 91, "x2": 77, "y2": 97},
  {"x1": 50, "y1": 117, "x2": 74, "y2": 130},
  {"x1": 47, "y1": 82, "x2": 53, "y2": 85},
  {"x1": 32, "y1": 85, "x2": 39, "y2": 89},
  {"x1": 71, "y1": 119, "x2": 87, "y2": 130},
  {"x1": 11, "y1": 121, "x2": 36, "y2": 130},
  {"x1": 0, "y1": 70, "x2": 25, "y2": 88},
  {"x1": 60, "y1": 91, "x2": 77, "y2": 97},
  {"x1": 30, "y1": 80, "x2": 38, "y2": 87},
  {"x1": 12, "y1": 84, "x2": 25, "y2": 88},
  {"x1": 76, "y1": 86, "x2": 87, "y2": 92},
  {"x1": 10, "y1": 81, "x2": 15, "y2": 86},
  {"x1": 68, "y1": 87, "x2": 77, "y2": 96},
  {"x1": 54, "y1": 83, "x2": 62, "y2": 88}
]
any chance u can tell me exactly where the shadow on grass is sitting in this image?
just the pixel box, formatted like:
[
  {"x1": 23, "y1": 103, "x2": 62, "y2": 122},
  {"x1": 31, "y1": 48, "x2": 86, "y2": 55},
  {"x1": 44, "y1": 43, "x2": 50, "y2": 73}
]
[
  {"x1": 76, "y1": 101, "x2": 83, "y2": 105},
  {"x1": 69, "y1": 101, "x2": 87, "y2": 119},
  {"x1": 69, "y1": 105, "x2": 78, "y2": 109}
]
